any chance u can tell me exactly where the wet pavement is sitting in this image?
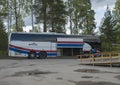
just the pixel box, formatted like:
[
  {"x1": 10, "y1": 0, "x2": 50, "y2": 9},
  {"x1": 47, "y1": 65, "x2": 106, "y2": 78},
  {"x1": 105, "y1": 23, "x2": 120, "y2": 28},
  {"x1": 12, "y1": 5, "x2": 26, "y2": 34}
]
[{"x1": 0, "y1": 59, "x2": 120, "y2": 85}]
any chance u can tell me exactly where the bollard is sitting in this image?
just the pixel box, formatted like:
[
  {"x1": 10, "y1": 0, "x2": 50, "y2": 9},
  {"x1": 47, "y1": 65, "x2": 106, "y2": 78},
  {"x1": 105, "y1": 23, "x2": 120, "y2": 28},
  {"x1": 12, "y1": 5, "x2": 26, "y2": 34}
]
[
  {"x1": 92, "y1": 54, "x2": 94, "y2": 66},
  {"x1": 109, "y1": 53, "x2": 112, "y2": 67}
]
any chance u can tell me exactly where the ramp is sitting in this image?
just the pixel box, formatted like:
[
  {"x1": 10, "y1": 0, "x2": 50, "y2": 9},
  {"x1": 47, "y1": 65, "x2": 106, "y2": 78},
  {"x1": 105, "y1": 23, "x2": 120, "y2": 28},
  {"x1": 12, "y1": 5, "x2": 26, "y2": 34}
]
[{"x1": 78, "y1": 51, "x2": 120, "y2": 67}]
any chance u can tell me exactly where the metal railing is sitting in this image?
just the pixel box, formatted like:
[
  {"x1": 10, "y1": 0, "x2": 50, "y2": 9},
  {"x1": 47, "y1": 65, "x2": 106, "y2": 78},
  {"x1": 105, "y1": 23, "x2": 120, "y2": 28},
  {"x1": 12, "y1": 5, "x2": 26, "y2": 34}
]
[{"x1": 77, "y1": 51, "x2": 120, "y2": 67}]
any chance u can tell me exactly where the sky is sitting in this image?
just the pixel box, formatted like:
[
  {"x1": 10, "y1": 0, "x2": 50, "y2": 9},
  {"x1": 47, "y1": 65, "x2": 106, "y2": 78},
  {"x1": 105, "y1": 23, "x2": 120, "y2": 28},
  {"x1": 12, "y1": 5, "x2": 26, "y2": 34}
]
[
  {"x1": 91, "y1": 0, "x2": 116, "y2": 28},
  {"x1": 23, "y1": 0, "x2": 117, "y2": 33}
]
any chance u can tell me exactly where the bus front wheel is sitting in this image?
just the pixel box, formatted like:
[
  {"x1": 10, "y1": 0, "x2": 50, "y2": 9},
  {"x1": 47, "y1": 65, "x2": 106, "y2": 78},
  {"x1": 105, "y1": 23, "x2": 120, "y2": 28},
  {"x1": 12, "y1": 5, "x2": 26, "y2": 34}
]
[
  {"x1": 28, "y1": 52, "x2": 36, "y2": 59},
  {"x1": 38, "y1": 51, "x2": 47, "y2": 59}
]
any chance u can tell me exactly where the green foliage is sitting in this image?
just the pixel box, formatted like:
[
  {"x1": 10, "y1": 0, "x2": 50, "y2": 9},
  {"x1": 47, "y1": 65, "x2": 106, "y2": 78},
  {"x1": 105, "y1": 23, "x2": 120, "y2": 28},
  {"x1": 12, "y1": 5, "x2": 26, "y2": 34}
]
[
  {"x1": 0, "y1": 18, "x2": 8, "y2": 53},
  {"x1": 29, "y1": 26, "x2": 40, "y2": 32},
  {"x1": 114, "y1": 0, "x2": 120, "y2": 14},
  {"x1": 34, "y1": 0, "x2": 67, "y2": 33},
  {"x1": 100, "y1": 5, "x2": 120, "y2": 51},
  {"x1": 112, "y1": 0, "x2": 120, "y2": 44},
  {"x1": 1, "y1": 0, "x2": 96, "y2": 34},
  {"x1": 83, "y1": 10, "x2": 96, "y2": 34},
  {"x1": 48, "y1": 0, "x2": 67, "y2": 33},
  {"x1": 34, "y1": 0, "x2": 49, "y2": 32},
  {"x1": 0, "y1": 1, "x2": 8, "y2": 55},
  {"x1": 67, "y1": 0, "x2": 95, "y2": 34},
  {"x1": 1, "y1": 0, "x2": 33, "y2": 32}
]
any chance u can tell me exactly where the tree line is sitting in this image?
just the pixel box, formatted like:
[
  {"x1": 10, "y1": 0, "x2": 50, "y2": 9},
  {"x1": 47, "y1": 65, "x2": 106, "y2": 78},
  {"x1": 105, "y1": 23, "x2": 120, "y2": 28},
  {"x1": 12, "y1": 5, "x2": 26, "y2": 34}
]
[
  {"x1": 0, "y1": 0, "x2": 95, "y2": 34},
  {"x1": 0, "y1": 0, "x2": 120, "y2": 54},
  {"x1": 100, "y1": 0, "x2": 120, "y2": 51}
]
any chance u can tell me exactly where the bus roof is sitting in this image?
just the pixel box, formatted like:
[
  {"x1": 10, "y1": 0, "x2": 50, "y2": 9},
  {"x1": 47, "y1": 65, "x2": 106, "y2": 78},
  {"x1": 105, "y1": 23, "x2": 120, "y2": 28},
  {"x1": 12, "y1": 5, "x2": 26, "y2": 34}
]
[
  {"x1": 10, "y1": 32, "x2": 97, "y2": 37},
  {"x1": 10, "y1": 32, "x2": 100, "y2": 43}
]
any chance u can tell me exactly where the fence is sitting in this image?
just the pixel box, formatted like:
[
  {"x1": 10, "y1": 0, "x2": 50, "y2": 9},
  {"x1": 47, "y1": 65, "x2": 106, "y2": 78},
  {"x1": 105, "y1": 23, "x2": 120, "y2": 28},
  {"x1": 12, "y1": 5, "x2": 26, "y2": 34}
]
[{"x1": 77, "y1": 51, "x2": 120, "y2": 67}]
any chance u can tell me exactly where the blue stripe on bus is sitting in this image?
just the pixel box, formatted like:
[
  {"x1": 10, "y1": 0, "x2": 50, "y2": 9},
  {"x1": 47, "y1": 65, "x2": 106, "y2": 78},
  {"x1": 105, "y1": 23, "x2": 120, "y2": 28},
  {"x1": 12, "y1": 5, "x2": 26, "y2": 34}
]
[
  {"x1": 9, "y1": 47, "x2": 28, "y2": 54},
  {"x1": 47, "y1": 53, "x2": 57, "y2": 56},
  {"x1": 9, "y1": 47, "x2": 57, "y2": 56},
  {"x1": 57, "y1": 44, "x2": 83, "y2": 48}
]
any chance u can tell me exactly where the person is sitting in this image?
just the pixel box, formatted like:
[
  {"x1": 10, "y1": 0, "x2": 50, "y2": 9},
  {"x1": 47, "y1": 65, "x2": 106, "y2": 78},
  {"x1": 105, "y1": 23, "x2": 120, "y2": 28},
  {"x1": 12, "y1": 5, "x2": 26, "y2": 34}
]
[
  {"x1": 90, "y1": 48, "x2": 97, "y2": 61},
  {"x1": 95, "y1": 49, "x2": 101, "y2": 57},
  {"x1": 91, "y1": 48, "x2": 101, "y2": 57},
  {"x1": 91, "y1": 48, "x2": 96, "y2": 54}
]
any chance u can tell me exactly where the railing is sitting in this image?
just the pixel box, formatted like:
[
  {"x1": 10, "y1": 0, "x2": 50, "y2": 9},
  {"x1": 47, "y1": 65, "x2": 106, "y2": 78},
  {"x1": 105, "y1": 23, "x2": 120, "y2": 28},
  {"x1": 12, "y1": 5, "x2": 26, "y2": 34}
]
[{"x1": 77, "y1": 51, "x2": 120, "y2": 67}]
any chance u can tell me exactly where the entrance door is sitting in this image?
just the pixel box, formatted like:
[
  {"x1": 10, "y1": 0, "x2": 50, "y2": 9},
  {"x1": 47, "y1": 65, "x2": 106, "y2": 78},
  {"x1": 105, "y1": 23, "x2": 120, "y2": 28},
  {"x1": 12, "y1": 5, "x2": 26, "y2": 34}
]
[
  {"x1": 63, "y1": 48, "x2": 72, "y2": 56},
  {"x1": 73, "y1": 48, "x2": 82, "y2": 56},
  {"x1": 59, "y1": 48, "x2": 82, "y2": 56}
]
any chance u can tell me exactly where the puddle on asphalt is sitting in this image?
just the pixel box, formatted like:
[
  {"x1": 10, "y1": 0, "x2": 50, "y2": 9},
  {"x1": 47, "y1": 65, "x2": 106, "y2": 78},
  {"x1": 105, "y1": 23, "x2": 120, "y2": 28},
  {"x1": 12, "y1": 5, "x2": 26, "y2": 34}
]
[
  {"x1": 81, "y1": 76, "x2": 93, "y2": 78},
  {"x1": 28, "y1": 64, "x2": 35, "y2": 66},
  {"x1": 56, "y1": 77, "x2": 63, "y2": 80},
  {"x1": 0, "y1": 67, "x2": 5, "y2": 70},
  {"x1": 74, "y1": 69, "x2": 101, "y2": 73},
  {"x1": 74, "y1": 69, "x2": 119, "y2": 74},
  {"x1": 69, "y1": 80, "x2": 120, "y2": 85},
  {"x1": 115, "y1": 75, "x2": 120, "y2": 80},
  {"x1": 11, "y1": 69, "x2": 57, "y2": 77}
]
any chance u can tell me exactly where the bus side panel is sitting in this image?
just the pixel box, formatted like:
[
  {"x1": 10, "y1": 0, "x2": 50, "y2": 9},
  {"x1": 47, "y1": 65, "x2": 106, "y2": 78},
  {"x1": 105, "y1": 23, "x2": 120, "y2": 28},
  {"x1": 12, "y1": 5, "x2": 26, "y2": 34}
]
[
  {"x1": 47, "y1": 42, "x2": 57, "y2": 57},
  {"x1": 9, "y1": 41, "x2": 57, "y2": 57},
  {"x1": 9, "y1": 41, "x2": 29, "y2": 57}
]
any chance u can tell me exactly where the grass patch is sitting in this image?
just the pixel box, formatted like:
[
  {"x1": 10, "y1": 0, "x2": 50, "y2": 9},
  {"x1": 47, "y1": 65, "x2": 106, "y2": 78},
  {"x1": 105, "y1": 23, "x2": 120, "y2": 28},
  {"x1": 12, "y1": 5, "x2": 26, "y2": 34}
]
[
  {"x1": 0, "y1": 50, "x2": 8, "y2": 55},
  {"x1": 0, "y1": 50, "x2": 8, "y2": 59}
]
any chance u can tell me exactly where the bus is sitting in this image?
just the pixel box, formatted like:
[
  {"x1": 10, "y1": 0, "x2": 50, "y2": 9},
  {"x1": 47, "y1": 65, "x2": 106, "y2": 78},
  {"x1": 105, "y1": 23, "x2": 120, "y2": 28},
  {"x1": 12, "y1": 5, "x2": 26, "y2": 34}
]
[{"x1": 9, "y1": 32, "x2": 101, "y2": 59}]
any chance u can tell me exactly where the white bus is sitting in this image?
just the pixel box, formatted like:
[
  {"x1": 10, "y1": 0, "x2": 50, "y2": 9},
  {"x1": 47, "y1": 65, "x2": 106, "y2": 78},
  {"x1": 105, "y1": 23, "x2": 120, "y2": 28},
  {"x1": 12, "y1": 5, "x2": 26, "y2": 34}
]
[{"x1": 9, "y1": 32, "x2": 101, "y2": 59}]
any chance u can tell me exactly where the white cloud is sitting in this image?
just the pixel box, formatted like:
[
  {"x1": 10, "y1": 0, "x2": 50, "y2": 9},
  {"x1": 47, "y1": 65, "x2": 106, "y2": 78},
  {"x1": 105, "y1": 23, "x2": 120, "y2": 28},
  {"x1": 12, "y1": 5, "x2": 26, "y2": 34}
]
[
  {"x1": 91, "y1": 0, "x2": 116, "y2": 9},
  {"x1": 90, "y1": 0, "x2": 116, "y2": 34},
  {"x1": 23, "y1": 26, "x2": 32, "y2": 32},
  {"x1": 24, "y1": 15, "x2": 36, "y2": 26},
  {"x1": 91, "y1": 0, "x2": 116, "y2": 27},
  {"x1": 4, "y1": 0, "x2": 116, "y2": 34},
  {"x1": 23, "y1": 0, "x2": 117, "y2": 32}
]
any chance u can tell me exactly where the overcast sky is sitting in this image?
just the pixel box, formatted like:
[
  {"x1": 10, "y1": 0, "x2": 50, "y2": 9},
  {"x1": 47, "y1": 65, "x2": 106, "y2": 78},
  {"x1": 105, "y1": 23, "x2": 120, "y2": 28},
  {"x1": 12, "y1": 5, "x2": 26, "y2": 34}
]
[
  {"x1": 91, "y1": 0, "x2": 116, "y2": 27},
  {"x1": 24, "y1": 0, "x2": 116, "y2": 32}
]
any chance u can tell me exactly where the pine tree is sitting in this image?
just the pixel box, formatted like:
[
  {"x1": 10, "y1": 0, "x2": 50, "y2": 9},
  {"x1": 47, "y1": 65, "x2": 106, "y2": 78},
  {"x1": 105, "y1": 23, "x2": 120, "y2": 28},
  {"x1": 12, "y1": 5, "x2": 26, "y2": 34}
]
[
  {"x1": 113, "y1": 0, "x2": 120, "y2": 44},
  {"x1": 69, "y1": 0, "x2": 95, "y2": 34},
  {"x1": 0, "y1": 17, "x2": 8, "y2": 52},
  {"x1": 48, "y1": 0, "x2": 67, "y2": 33},
  {"x1": 100, "y1": 6, "x2": 117, "y2": 51},
  {"x1": 34, "y1": 0, "x2": 50, "y2": 32},
  {"x1": 0, "y1": 1, "x2": 8, "y2": 53},
  {"x1": 65, "y1": 0, "x2": 74, "y2": 34},
  {"x1": 34, "y1": 0, "x2": 67, "y2": 33}
]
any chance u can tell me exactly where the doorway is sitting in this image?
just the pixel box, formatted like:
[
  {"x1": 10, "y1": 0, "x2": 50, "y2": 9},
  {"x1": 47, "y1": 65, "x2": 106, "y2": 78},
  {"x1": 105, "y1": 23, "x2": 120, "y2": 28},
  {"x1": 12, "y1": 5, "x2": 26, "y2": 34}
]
[{"x1": 58, "y1": 48, "x2": 82, "y2": 56}]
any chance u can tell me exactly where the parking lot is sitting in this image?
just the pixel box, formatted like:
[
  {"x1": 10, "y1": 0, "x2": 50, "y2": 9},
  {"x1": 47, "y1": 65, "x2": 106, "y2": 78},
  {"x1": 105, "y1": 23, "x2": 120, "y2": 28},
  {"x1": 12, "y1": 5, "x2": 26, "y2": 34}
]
[{"x1": 0, "y1": 59, "x2": 120, "y2": 85}]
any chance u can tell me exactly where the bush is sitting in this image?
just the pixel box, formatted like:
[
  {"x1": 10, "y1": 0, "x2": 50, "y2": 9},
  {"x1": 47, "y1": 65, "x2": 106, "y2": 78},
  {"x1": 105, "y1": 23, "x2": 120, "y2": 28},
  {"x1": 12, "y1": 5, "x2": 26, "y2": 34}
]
[
  {"x1": 0, "y1": 50, "x2": 8, "y2": 56},
  {"x1": 0, "y1": 17, "x2": 8, "y2": 53}
]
